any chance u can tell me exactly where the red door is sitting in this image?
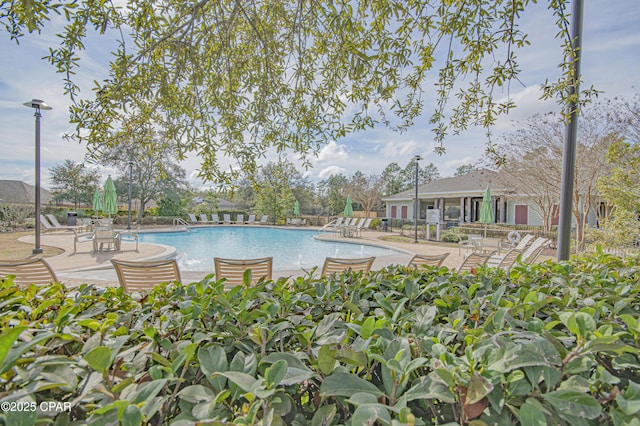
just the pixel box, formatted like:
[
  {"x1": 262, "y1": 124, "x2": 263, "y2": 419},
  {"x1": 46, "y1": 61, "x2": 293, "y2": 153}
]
[
  {"x1": 401, "y1": 206, "x2": 408, "y2": 219},
  {"x1": 515, "y1": 205, "x2": 528, "y2": 225},
  {"x1": 391, "y1": 206, "x2": 397, "y2": 218}
]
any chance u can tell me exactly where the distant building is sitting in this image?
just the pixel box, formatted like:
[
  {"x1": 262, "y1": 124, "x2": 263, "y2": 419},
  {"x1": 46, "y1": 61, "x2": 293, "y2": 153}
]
[
  {"x1": 381, "y1": 169, "x2": 598, "y2": 227},
  {"x1": 0, "y1": 180, "x2": 52, "y2": 204}
]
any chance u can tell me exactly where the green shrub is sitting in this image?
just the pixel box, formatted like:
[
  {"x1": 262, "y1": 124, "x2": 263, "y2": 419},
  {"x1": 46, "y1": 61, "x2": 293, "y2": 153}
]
[
  {"x1": 369, "y1": 218, "x2": 381, "y2": 229},
  {"x1": 1, "y1": 253, "x2": 639, "y2": 425},
  {"x1": 441, "y1": 230, "x2": 461, "y2": 243}
]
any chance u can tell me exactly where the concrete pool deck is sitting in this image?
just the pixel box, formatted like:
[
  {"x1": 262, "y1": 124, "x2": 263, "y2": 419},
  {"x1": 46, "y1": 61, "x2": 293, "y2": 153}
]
[{"x1": 18, "y1": 226, "x2": 467, "y2": 287}]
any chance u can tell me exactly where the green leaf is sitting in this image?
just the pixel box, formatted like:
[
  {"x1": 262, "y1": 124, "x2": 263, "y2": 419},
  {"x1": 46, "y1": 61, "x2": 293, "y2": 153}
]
[
  {"x1": 466, "y1": 374, "x2": 494, "y2": 404},
  {"x1": 84, "y1": 346, "x2": 112, "y2": 372},
  {"x1": 265, "y1": 359, "x2": 287, "y2": 387},
  {"x1": 360, "y1": 316, "x2": 375, "y2": 339},
  {"x1": 0, "y1": 326, "x2": 26, "y2": 374},
  {"x1": 121, "y1": 405, "x2": 142, "y2": 426},
  {"x1": 335, "y1": 345, "x2": 368, "y2": 368},
  {"x1": 317, "y1": 344, "x2": 337, "y2": 375},
  {"x1": 542, "y1": 389, "x2": 602, "y2": 419},
  {"x1": 520, "y1": 398, "x2": 547, "y2": 426},
  {"x1": 320, "y1": 372, "x2": 384, "y2": 398},
  {"x1": 198, "y1": 346, "x2": 228, "y2": 392},
  {"x1": 351, "y1": 404, "x2": 392, "y2": 426},
  {"x1": 312, "y1": 404, "x2": 337, "y2": 426},
  {"x1": 179, "y1": 385, "x2": 215, "y2": 403},
  {"x1": 218, "y1": 371, "x2": 259, "y2": 393}
]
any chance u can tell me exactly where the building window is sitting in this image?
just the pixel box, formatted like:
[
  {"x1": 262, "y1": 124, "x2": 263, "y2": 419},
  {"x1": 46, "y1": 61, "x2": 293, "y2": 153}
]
[
  {"x1": 391, "y1": 205, "x2": 397, "y2": 218},
  {"x1": 401, "y1": 205, "x2": 408, "y2": 219},
  {"x1": 515, "y1": 205, "x2": 528, "y2": 225}
]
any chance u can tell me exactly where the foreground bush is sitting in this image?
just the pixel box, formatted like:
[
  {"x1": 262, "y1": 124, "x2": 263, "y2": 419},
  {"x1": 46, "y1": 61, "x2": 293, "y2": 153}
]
[{"x1": 1, "y1": 253, "x2": 639, "y2": 425}]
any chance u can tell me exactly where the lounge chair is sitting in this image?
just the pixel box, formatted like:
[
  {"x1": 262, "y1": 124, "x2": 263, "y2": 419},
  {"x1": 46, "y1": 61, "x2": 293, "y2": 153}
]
[
  {"x1": 520, "y1": 238, "x2": 550, "y2": 264},
  {"x1": 199, "y1": 213, "x2": 212, "y2": 224},
  {"x1": 46, "y1": 213, "x2": 83, "y2": 230},
  {"x1": 486, "y1": 248, "x2": 522, "y2": 271},
  {"x1": 499, "y1": 233, "x2": 534, "y2": 252},
  {"x1": 40, "y1": 214, "x2": 54, "y2": 230},
  {"x1": 223, "y1": 214, "x2": 235, "y2": 224},
  {"x1": 111, "y1": 259, "x2": 182, "y2": 293},
  {"x1": 0, "y1": 258, "x2": 58, "y2": 286},
  {"x1": 236, "y1": 214, "x2": 245, "y2": 224},
  {"x1": 321, "y1": 256, "x2": 375, "y2": 276},
  {"x1": 352, "y1": 218, "x2": 372, "y2": 237},
  {"x1": 246, "y1": 214, "x2": 256, "y2": 225},
  {"x1": 211, "y1": 213, "x2": 223, "y2": 224},
  {"x1": 259, "y1": 215, "x2": 269, "y2": 224},
  {"x1": 188, "y1": 213, "x2": 200, "y2": 225},
  {"x1": 456, "y1": 252, "x2": 493, "y2": 273},
  {"x1": 408, "y1": 253, "x2": 450, "y2": 268},
  {"x1": 214, "y1": 257, "x2": 273, "y2": 286},
  {"x1": 93, "y1": 229, "x2": 121, "y2": 253}
]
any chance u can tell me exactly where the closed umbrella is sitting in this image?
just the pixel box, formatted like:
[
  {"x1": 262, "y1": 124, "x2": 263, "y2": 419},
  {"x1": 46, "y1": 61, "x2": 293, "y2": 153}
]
[
  {"x1": 293, "y1": 200, "x2": 300, "y2": 216},
  {"x1": 102, "y1": 176, "x2": 118, "y2": 218},
  {"x1": 343, "y1": 196, "x2": 353, "y2": 217},
  {"x1": 92, "y1": 189, "x2": 103, "y2": 219},
  {"x1": 478, "y1": 187, "x2": 494, "y2": 237}
]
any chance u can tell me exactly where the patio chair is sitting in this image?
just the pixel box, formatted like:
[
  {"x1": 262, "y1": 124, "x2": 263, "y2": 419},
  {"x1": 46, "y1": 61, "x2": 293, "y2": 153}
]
[
  {"x1": 408, "y1": 253, "x2": 450, "y2": 268},
  {"x1": 0, "y1": 258, "x2": 58, "y2": 286},
  {"x1": 246, "y1": 214, "x2": 256, "y2": 224},
  {"x1": 499, "y1": 232, "x2": 534, "y2": 252},
  {"x1": 73, "y1": 228, "x2": 94, "y2": 254},
  {"x1": 259, "y1": 215, "x2": 269, "y2": 224},
  {"x1": 199, "y1": 213, "x2": 212, "y2": 224},
  {"x1": 321, "y1": 256, "x2": 375, "y2": 276},
  {"x1": 456, "y1": 252, "x2": 493, "y2": 273},
  {"x1": 236, "y1": 214, "x2": 245, "y2": 224},
  {"x1": 459, "y1": 233, "x2": 482, "y2": 255},
  {"x1": 188, "y1": 213, "x2": 200, "y2": 224},
  {"x1": 119, "y1": 230, "x2": 139, "y2": 252},
  {"x1": 353, "y1": 218, "x2": 373, "y2": 237},
  {"x1": 93, "y1": 229, "x2": 121, "y2": 253},
  {"x1": 211, "y1": 213, "x2": 223, "y2": 224},
  {"x1": 214, "y1": 257, "x2": 273, "y2": 286},
  {"x1": 223, "y1": 214, "x2": 235, "y2": 224},
  {"x1": 331, "y1": 217, "x2": 345, "y2": 235},
  {"x1": 111, "y1": 259, "x2": 182, "y2": 293}
]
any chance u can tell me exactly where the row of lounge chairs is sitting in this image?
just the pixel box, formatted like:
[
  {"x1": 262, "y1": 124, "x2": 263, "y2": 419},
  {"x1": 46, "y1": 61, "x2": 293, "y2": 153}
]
[
  {"x1": 188, "y1": 213, "x2": 268, "y2": 225},
  {"x1": 0, "y1": 238, "x2": 551, "y2": 292},
  {"x1": 329, "y1": 217, "x2": 374, "y2": 237}
]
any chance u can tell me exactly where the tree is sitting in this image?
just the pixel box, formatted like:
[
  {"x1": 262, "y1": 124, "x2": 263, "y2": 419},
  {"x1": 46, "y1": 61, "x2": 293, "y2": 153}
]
[
  {"x1": 253, "y1": 160, "x2": 299, "y2": 223},
  {"x1": 95, "y1": 126, "x2": 188, "y2": 223},
  {"x1": 454, "y1": 164, "x2": 476, "y2": 177},
  {"x1": 49, "y1": 160, "x2": 101, "y2": 208},
  {"x1": 3, "y1": 1, "x2": 593, "y2": 181},
  {"x1": 499, "y1": 102, "x2": 621, "y2": 243},
  {"x1": 343, "y1": 171, "x2": 384, "y2": 218},
  {"x1": 400, "y1": 160, "x2": 441, "y2": 190},
  {"x1": 380, "y1": 163, "x2": 403, "y2": 196}
]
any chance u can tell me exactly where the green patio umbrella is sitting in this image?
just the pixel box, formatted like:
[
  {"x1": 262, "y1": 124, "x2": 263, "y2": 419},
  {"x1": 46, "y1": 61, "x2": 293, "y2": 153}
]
[
  {"x1": 102, "y1": 176, "x2": 118, "y2": 218},
  {"x1": 343, "y1": 196, "x2": 353, "y2": 217},
  {"x1": 293, "y1": 200, "x2": 300, "y2": 216},
  {"x1": 478, "y1": 187, "x2": 494, "y2": 237},
  {"x1": 92, "y1": 189, "x2": 103, "y2": 219}
]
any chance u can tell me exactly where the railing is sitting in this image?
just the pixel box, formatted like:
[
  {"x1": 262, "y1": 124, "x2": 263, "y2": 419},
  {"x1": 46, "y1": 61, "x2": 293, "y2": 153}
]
[{"x1": 173, "y1": 217, "x2": 189, "y2": 227}]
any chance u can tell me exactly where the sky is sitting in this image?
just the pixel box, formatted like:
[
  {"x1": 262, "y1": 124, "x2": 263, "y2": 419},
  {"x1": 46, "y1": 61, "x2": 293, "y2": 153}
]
[{"x1": 0, "y1": 1, "x2": 639, "y2": 190}]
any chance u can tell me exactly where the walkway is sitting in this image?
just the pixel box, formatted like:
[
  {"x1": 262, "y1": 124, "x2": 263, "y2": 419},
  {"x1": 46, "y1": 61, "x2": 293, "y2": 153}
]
[{"x1": 19, "y1": 227, "x2": 465, "y2": 287}]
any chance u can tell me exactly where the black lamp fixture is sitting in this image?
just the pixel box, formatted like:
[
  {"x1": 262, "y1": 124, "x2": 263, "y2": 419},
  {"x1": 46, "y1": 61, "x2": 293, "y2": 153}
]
[{"x1": 23, "y1": 99, "x2": 52, "y2": 254}]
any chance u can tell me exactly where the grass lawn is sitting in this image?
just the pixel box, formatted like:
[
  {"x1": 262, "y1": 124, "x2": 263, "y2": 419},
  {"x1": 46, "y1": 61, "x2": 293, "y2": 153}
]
[{"x1": 0, "y1": 231, "x2": 64, "y2": 259}]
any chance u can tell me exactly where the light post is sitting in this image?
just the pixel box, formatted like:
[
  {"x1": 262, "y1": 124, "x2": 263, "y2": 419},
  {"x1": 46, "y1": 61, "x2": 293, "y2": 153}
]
[
  {"x1": 127, "y1": 158, "x2": 135, "y2": 230},
  {"x1": 23, "y1": 99, "x2": 52, "y2": 254},
  {"x1": 413, "y1": 155, "x2": 423, "y2": 243}
]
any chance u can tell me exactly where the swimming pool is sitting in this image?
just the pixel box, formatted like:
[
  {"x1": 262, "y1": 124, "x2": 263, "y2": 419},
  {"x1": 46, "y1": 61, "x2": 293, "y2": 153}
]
[{"x1": 138, "y1": 227, "x2": 401, "y2": 271}]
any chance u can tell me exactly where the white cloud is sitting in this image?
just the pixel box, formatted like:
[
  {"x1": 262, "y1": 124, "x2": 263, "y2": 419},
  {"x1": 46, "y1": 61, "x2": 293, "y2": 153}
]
[
  {"x1": 380, "y1": 139, "x2": 417, "y2": 158},
  {"x1": 318, "y1": 165, "x2": 347, "y2": 178},
  {"x1": 316, "y1": 141, "x2": 349, "y2": 163}
]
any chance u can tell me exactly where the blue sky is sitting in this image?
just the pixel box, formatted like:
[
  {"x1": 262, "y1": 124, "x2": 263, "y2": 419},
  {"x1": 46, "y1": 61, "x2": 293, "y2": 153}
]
[{"x1": 1, "y1": 1, "x2": 639, "y2": 190}]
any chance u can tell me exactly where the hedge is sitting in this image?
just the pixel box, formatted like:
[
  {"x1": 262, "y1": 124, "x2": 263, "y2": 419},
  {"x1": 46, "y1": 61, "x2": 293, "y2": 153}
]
[{"x1": 1, "y1": 252, "x2": 639, "y2": 425}]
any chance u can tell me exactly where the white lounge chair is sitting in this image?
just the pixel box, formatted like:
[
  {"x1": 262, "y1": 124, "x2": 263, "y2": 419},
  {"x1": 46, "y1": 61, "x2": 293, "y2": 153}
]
[
  {"x1": 223, "y1": 214, "x2": 234, "y2": 224},
  {"x1": 259, "y1": 215, "x2": 269, "y2": 224},
  {"x1": 46, "y1": 213, "x2": 83, "y2": 230},
  {"x1": 211, "y1": 213, "x2": 223, "y2": 224},
  {"x1": 188, "y1": 213, "x2": 200, "y2": 225},
  {"x1": 246, "y1": 214, "x2": 256, "y2": 224},
  {"x1": 236, "y1": 214, "x2": 245, "y2": 224},
  {"x1": 199, "y1": 213, "x2": 212, "y2": 224}
]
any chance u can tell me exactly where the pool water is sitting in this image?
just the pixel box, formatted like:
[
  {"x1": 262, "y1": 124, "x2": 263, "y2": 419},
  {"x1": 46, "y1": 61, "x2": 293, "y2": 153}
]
[{"x1": 138, "y1": 227, "x2": 400, "y2": 271}]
